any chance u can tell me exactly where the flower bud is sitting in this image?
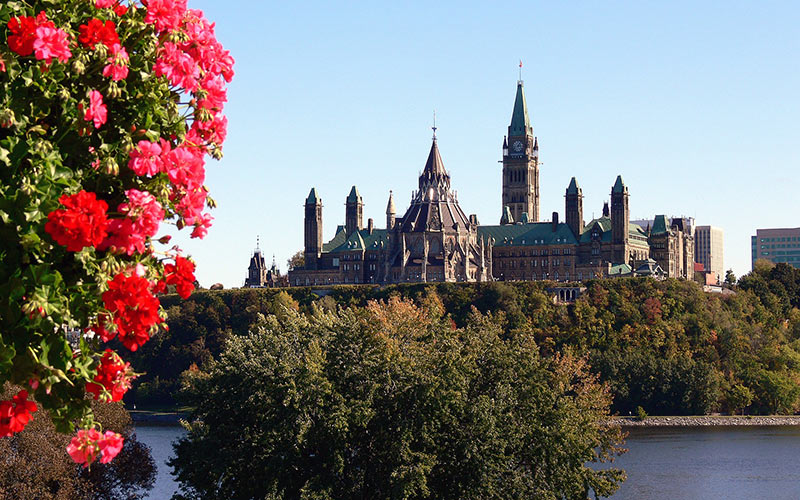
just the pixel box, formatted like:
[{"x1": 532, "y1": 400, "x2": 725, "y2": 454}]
[
  {"x1": 102, "y1": 158, "x2": 119, "y2": 176},
  {"x1": 0, "y1": 108, "x2": 16, "y2": 127},
  {"x1": 71, "y1": 59, "x2": 85, "y2": 74}
]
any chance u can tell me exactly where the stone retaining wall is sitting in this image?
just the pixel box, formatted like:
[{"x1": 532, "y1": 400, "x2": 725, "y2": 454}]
[{"x1": 614, "y1": 416, "x2": 800, "y2": 426}]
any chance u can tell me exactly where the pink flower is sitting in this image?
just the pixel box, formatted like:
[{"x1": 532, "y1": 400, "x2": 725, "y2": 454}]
[
  {"x1": 33, "y1": 25, "x2": 72, "y2": 64},
  {"x1": 95, "y1": 0, "x2": 115, "y2": 7},
  {"x1": 128, "y1": 139, "x2": 164, "y2": 176},
  {"x1": 67, "y1": 428, "x2": 102, "y2": 467},
  {"x1": 102, "y1": 43, "x2": 129, "y2": 81},
  {"x1": 154, "y1": 41, "x2": 199, "y2": 91},
  {"x1": 164, "y1": 145, "x2": 205, "y2": 190},
  {"x1": 67, "y1": 428, "x2": 125, "y2": 466},
  {"x1": 83, "y1": 90, "x2": 107, "y2": 129},
  {"x1": 191, "y1": 212, "x2": 213, "y2": 239},
  {"x1": 99, "y1": 431, "x2": 124, "y2": 463},
  {"x1": 144, "y1": 0, "x2": 187, "y2": 32},
  {"x1": 102, "y1": 189, "x2": 165, "y2": 255}
]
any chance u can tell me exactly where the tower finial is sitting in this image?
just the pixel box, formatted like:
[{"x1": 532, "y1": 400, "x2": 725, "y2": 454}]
[
  {"x1": 432, "y1": 109, "x2": 437, "y2": 140},
  {"x1": 256, "y1": 235, "x2": 260, "y2": 251},
  {"x1": 519, "y1": 59, "x2": 523, "y2": 83}
]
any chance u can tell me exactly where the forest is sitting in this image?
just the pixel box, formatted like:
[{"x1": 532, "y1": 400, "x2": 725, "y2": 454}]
[{"x1": 125, "y1": 261, "x2": 800, "y2": 417}]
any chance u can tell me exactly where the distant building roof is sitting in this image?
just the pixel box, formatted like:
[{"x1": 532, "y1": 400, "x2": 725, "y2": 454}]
[{"x1": 478, "y1": 222, "x2": 578, "y2": 247}]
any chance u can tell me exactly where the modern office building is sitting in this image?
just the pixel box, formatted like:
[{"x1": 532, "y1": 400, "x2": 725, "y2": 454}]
[
  {"x1": 695, "y1": 226, "x2": 724, "y2": 282},
  {"x1": 751, "y1": 227, "x2": 800, "y2": 269}
]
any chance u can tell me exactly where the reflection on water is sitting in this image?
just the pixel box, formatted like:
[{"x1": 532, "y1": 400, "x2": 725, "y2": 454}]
[
  {"x1": 134, "y1": 424, "x2": 186, "y2": 500},
  {"x1": 137, "y1": 424, "x2": 800, "y2": 499},
  {"x1": 606, "y1": 426, "x2": 800, "y2": 499}
]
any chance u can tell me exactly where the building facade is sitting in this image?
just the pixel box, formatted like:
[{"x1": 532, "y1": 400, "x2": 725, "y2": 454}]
[
  {"x1": 289, "y1": 132, "x2": 492, "y2": 286},
  {"x1": 244, "y1": 243, "x2": 286, "y2": 287},
  {"x1": 695, "y1": 225, "x2": 724, "y2": 282},
  {"x1": 286, "y1": 79, "x2": 695, "y2": 286},
  {"x1": 751, "y1": 227, "x2": 800, "y2": 269}
]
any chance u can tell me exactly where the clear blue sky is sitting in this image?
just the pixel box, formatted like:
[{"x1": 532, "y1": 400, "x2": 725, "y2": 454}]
[{"x1": 179, "y1": 0, "x2": 800, "y2": 288}]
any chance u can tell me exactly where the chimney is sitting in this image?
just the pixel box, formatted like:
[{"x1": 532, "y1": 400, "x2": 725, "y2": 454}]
[
  {"x1": 367, "y1": 218, "x2": 374, "y2": 234},
  {"x1": 552, "y1": 211, "x2": 559, "y2": 232}
]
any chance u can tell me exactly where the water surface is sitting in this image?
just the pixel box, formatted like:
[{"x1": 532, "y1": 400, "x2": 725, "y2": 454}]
[{"x1": 608, "y1": 426, "x2": 800, "y2": 499}]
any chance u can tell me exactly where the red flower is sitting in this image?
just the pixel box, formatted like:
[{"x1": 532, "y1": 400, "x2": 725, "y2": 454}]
[
  {"x1": 45, "y1": 191, "x2": 109, "y2": 252},
  {"x1": 7, "y1": 12, "x2": 54, "y2": 57},
  {"x1": 86, "y1": 349, "x2": 137, "y2": 402},
  {"x1": 78, "y1": 19, "x2": 120, "y2": 49},
  {"x1": 164, "y1": 256, "x2": 196, "y2": 299},
  {"x1": 102, "y1": 273, "x2": 161, "y2": 351},
  {"x1": 0, "y1": 390, "x2": 37, "y2": 437}
]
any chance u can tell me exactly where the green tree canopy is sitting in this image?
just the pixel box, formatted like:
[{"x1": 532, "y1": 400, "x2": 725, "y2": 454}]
[{"x1": 170, "y1": 298, "x2": 625, "y2": 500}]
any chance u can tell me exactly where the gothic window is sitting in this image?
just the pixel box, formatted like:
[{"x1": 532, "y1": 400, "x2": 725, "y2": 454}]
[{"x1": 532, "y1": 260, "x2": 536, "y2": 267}]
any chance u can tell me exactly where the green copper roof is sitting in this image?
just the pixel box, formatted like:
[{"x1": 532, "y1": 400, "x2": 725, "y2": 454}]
[
  {"x1": 323, "y1": 226, "x2": 389, "y2": 254},
  {"x1": 306, "y1": 187, "x2": 320, "y2": 204},
  {"x1": 509, "y1": 81, "x2": 532, "y2": 137},
  {"x1": 566, "y1": 177, "x2": 580, "y2": 195},
  {"x1": 609, "y1": 263, "x2": 632, "y2": 276},
  {"x1": 346, "y1": 186, "x2": 361, "y2": 203},
  {"x1": 519, "y1": 212, "x2": 529, "y2": 223},
  {"x1": 612, "y1": 175, "x2": 626, "y2": 193},
  {"x1": 651, "y1": 215, "x2": 668, "y2": 235},
  {"x1": 478, "y1": 222, "x2": 578, "y2": 247},
  {"x1": 580, "y1": 217, "x2": 612, "y2": 243}
]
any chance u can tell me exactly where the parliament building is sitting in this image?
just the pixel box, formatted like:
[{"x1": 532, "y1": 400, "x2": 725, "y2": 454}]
[{"x1": 285, "y1": 80, "x2": 694, "y2": 286}]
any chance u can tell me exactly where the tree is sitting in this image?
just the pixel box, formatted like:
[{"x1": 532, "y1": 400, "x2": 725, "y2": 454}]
[
  {"x1": 724, "y1": 269, "x2": 737, "y2": 287},
  {"x1": 0, "y1": 384, "x2": 155, "y2": 499},
  {"x1": 170, "y1": 299, "x2": 626, "y2": 499},
  {"x1": 0, "y1": 0, "x2": 231, "y2": 465},
  {"x1": 287, "y1": 250, "x2": 305, "y2": 270},
  {"x1": 727, "y1": 384, "x2": 753, "y2": 415}
]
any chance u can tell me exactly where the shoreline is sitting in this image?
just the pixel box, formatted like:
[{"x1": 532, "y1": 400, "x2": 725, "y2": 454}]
[
  {"x1": 130, "y1": 410, "x2": 185, "y2": 425},
  {"x1": 613, "y1": 415, "x2": 800, "y2": 427}
]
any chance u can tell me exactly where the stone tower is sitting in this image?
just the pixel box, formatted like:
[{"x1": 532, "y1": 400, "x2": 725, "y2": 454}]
[
  {"x1": 386, "y1": 190, "x2": 396, "y2": 230},
  {"x1": 611, "y1": 175, "x2": 630, "y2": 262},
  {"x1": 565, "y1": 177, "x2": 583, "y2": 238},
  {"x1": 345, "y1": 185, "x2": 363, "y2": 236},
  {"x1": 304, "y1": 188, "x2": 323, "y2": 270},
  {"x1": 501, "y1": 79, "x2": 540, "y2": 223}
]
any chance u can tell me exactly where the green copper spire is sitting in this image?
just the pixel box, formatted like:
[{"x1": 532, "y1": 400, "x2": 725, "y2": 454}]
[
  {"x1": 346, "y1": 185, "x2": 361, "y2": 203},
  {"x1": 306, "y1": 187, "x2": 320, "y2": 204},
  {"x1": 509, "y1": 81, "x2": 532, "y2": 137},
  {"x1": 612, "y1": 175, "x2": 625, "y2": 193}
]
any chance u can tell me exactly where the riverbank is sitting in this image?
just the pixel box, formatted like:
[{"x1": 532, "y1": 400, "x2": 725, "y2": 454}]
[
  {"x1": 614, "y1": 415, "x2": 800, "y2": 426},
  {"x1": 130, "y1": 409, "x2": 185, "y2": 424}
]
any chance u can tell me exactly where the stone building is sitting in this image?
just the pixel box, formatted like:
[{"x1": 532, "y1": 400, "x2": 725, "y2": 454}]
[
  {"x1": 244, "y1": 241, "x2": 286, "y2": 287},
  {"x1": 286, "y1": 78, "x2": 695, "y2": 286},
  {"x1": 289, "y1": 132, "x2": 492, "y2": 286}
]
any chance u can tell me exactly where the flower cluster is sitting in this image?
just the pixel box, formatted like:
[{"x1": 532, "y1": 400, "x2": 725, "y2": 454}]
[
  {"x1": 101, "y1": 273, "x2": 162, "y2": 351},
  {"x1": 86, "y1": 349, "x2": 137, "y2": 402},
  {"x1": 67, "y1": 428, "x2": 124, "y2": 467},
  {"x1": 0, "y1": 390, "x2": 37, "y2": 437},
  {"x1": 8, "y1": 11, "x2": 72, "y2": 64},
  {"x1": 162, "y1": 256, "x2": 197, "y2": 299},
  {"x1": 1, "y1": 0, "x2": 232, "y2": 466},
  {"x1": 44, "y1": 191, "x2": 109, "y2": 252}
]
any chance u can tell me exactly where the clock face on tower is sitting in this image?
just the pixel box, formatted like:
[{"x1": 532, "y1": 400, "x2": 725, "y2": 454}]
[{"x1": 512, "y1": 140, "x2": 523, "y2": 153}]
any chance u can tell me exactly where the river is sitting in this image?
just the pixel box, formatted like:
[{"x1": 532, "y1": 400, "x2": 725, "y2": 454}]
[{"x1": 135, "y1": 424, "x2": 800, "y2": 499}]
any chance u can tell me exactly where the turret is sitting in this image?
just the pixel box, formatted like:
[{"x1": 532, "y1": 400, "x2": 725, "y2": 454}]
[
  {"x1": 502, "y1": 78, "x2": 540, "y2": 222},
  {"x1": 304, "y1": 188, "x2": 323, "y2": 270},
  {"x1": 611, "y1": 175, "x2": 630, "y2": 247},
  {"x1": 565, "y1": 177, "x2": 583, "y2": 239},
  {"x1": 345, "y1": 185, "x2": 363, "y2": 236},
  {"x1": 386, "y1": 190, "x2": 396, "y2": 230}
]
